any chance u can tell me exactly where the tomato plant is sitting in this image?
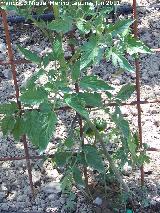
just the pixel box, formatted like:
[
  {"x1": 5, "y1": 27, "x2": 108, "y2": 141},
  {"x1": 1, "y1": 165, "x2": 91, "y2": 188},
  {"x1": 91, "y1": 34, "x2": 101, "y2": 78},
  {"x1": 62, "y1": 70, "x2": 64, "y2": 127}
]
[{"x1": 0, "y1": 0, "x2": 151, "y2": 209}]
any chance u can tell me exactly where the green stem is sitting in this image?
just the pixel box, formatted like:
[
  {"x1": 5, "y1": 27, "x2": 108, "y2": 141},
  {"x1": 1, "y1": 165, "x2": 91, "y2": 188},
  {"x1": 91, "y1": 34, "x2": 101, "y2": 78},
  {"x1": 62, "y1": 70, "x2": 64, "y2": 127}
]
[{"x1": 87, "y1": 120, "x2": 131, "y2": 196}]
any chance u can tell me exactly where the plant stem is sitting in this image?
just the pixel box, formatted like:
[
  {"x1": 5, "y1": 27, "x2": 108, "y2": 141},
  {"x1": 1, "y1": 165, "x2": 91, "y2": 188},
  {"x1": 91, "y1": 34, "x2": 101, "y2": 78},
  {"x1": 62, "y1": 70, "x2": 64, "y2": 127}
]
[
  {"x1": 87, "y1": 120, "x2": 131, "y2": 196},
  {"x1": 75, "y1": 83, "x2": 90, "y2": 196}
]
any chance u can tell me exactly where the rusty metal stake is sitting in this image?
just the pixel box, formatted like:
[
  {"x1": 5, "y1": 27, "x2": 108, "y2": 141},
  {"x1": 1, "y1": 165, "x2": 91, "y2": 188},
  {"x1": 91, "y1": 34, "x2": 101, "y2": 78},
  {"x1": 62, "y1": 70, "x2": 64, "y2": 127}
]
[
  {"x1": 1, "y1": 10, "x2": 35, "y2": 196},
  {"x1": 133, "y1": 0, "x2": 144, "y2": 186}
]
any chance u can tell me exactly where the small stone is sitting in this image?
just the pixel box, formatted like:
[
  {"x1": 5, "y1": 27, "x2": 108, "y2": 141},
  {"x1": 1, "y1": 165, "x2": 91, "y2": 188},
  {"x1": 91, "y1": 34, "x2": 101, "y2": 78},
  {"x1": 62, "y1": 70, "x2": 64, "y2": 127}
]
[
  {"x1": 1, "y1": 183, "x2": 8, "y2": 191},
  {"x1": 2, "y1": 69, "x2": 12, "y2": 79},
  {"x1": 122, "y1": 162, "x2": 132, "y2": 176},
  {"x1": 93, "y1": 197, "x2": 103, "y2": 206},
  {"x1": 43, "y1": 182, "x2": 62, "y2": 194},
  {"x1": 47, "y1": 169, "x2": 59, "y2": 178},
  {"x1": 48, "y1": 194, "x2": 56, "y2": 201}
]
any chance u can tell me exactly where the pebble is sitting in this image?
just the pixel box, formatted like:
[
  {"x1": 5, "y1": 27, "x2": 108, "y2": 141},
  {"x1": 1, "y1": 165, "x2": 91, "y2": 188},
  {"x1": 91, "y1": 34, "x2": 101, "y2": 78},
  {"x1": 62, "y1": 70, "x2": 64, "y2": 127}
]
[
  {"x1": 122, "y1": 162, "x2": 132, "y2": 176},
  {"x1": 48, "y1": 193, "x2": 56, "y2": 201},
  {"x1": 43, "y1": 182, "x2": 62, "y2": 194},
  {"x1": 93, "y1": 197, "x2": 103, "y2": 206},
  {"x1": 2, "y1": 69, "x2": 12, "y2": 79}
]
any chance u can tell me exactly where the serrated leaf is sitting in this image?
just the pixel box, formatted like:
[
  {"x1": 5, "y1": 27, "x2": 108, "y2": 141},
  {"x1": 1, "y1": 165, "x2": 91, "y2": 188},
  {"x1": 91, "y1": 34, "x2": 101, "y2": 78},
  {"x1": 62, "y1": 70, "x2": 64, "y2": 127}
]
[
  {"x1": 23, "y1": 69, "x2": 45, "y2": 90},
  {"x1": 64, "y1": 94, "x2": 89, "y2": 119},
  {"x1": 80, "y1": 35, "x2": 100, "y2": 70},
  {"x1": 39, "y1": 102, "x2": 52, "y2": 113},
  {"x1": 47, "y1": 17, "x2": 73, "y2": 33},
  {"x1": 128, "y1": 136, "x2": 137, "y2": 157},
  {"x1": 116, "y1": 84, "x2": 135, "y2": 101},
  {"x1": 77, "y1": 92, "x2": 102, "y2": 107},
  {"x1": 64, "y1": 137, "x2": 74, "y2": 149},
  {"x1": 61, "y1": 173, "x2": 73, "y2": 192},
  {"x1": 126, "y1": 35, "x2": 152, "y2": 55},
  {"x1": 112, "y1": 52, "x2": 134, "y2": 72},
  {"x1": 54, "y1": 152, "x2": 72, "y2": 167},
  {"x1": 17, "y1": 45, "x2": 41, "y2": 64},
  {"x1": 43, "y1": 53, "x2": 54, "y2": 68},
  {"x1": 24, "y1": 111, "x2": 57, "y2": 151},
  {"x1": 84, "y1": 145, "x2": 104, "y2": 172},
  {"x1": 0, "y1": 116, "x2": 15, "y2": 136},
  {"x1": 80, "y1": 75, "x2": 114, "y2": 91},
  {"x1": 12, "y1": 117, "x2": 25, "y2": 141},
  {"x1": 0, "y1": 102, "x2": 18, "y2": 115},
  {"x1": 112, "y1": 109, "x2": 130, "y2": 139},
  {"x1": 107, "y1": 19, "x2": 134, "y2": 36},
  {"x1": 71, "y1": 60, "x2": 80, "y2": 81},
  {"x1": 52, "y1": 36, "x2": 64, "y2": 60},
  {"x1": 76, "y1": 19, "x2": 91, "y2": 34},
  {"x1": 72, "y1": 167, "x2": 85, "y2": 187},
  {"x1": 20, "y1": 87, "x2": 48, "y2": 104}
]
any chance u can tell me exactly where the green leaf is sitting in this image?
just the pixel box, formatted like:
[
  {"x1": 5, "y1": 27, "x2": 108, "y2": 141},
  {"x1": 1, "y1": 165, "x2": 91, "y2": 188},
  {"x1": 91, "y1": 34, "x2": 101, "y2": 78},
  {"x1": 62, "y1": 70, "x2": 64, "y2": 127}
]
[
  {"x1": 71, "y1": 60, "x2": 80, "y2": 81},
  {"x1": 52, "y1": 36, "x2": 64, "y2": 60},
  {"x1": 47, "y1": 17, "x2": 73, "y2": 33},
  {"x1": 24, "y1": 111, "x2": 57, "y2": 151},
  {"x1": 39, "y1": 102, "x2": 52, "y2": 113},
  {"x1": 84, "y1": 145, "x2": 104, "y2": 172},
  {"x1": 0, "y1": 116, "x2": 15, "y2": 136},
  {"x1": 0, "y1": 102, "x2": 18, "y2": 115},
  {"x1": 76, "y1": 19, "x2": 91, "y2": 34},
  {"x1": 64, "y1": 137, "x2": 74, "y2": 149},
  {"x1": 72, "y1": 167, "x2": 85, "y2": 187},
  {"x1": 20, "y1": 87, "x2": 48, "y2": 105},
  {"x1": 77, "y1": 92, "x2": 102, "y2": 107},
  {"x1": 116, "y1": 84, "x2": 135, "y2": 101},
  {"x1": 64, "y1": 94, "x2": 89, "y2": 119},
  {"x1": 43, "y1": 53, "x2": 54, "y2": 68},
  {"x1": 126, "y1": 35, "x2": 152, "y2": 55},
  {"x1": 112, "y1": 109, "x2": 130, "y2": 139},
  {"x1": 80, "y1": 75, "x2": 114, "y2": 91},
  {"x1": 107, "y1": 19, "x2": 134, "y2": 36},
  {"x1": 61, "y1": 173, "x2": 73, "y2": 192},
  {"x1": 23, "y1": 69, "x2": 45, "y2": 90},
  {"x1": 80, "y1": 35, "x2": 100, "y2": 70},
  {"x1": 17, "y1": 45, "x2": 41, "y2": 65},
  {"x1": 112, "y1": 52, "x2": 134, "y2": 72},
  {"x1": 54, "y1": 152, "x2": 72, "y2": 167},
  {"x1": 12, "y1": 117, "x2": 25, "y2": 141},
  {"x1": 128, "y1": 136, "x2": 137, "y2": 157}
]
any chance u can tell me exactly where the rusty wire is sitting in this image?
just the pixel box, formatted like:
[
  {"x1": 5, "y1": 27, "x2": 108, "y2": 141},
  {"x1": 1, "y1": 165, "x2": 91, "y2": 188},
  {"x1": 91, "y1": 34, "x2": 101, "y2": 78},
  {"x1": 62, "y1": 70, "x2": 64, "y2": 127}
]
[{"x1": 0, "y1": 0, "x2": 160, "y2": 196}]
